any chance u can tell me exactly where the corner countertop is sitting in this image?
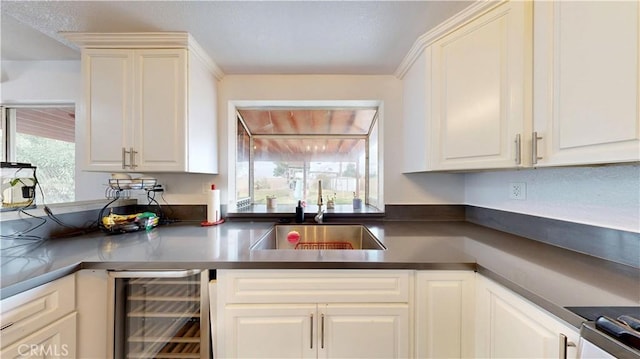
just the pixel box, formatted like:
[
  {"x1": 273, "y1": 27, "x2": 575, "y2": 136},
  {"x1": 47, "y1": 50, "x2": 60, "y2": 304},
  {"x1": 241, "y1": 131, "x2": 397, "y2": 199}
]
[{"x1": 1, "y1": 220, "x2": 638, "y2": 330}]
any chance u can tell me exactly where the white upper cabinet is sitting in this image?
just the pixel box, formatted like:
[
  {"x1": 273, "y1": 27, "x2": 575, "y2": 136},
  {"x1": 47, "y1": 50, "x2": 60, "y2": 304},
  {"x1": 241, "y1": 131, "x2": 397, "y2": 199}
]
[
  {"x1": 402, "y1": 1, "x2": 532, "y2": 172},
  {"x1": 402, "y1": 47, "x2": 434, "y2": 172},
  {"x1": 431, "y1": 1, "x2": 531, "y2": 170},
  {"x1": 532, "y1": 1, "x2": 640, "y2": 166},
  {"x1": 67, "y1": 32, "x2": 221, "y2": 173}
]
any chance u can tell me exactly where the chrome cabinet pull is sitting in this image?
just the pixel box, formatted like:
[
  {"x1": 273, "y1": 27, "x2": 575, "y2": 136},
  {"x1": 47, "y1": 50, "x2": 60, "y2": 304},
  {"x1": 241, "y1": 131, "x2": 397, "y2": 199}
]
[
  {"x1": 310, "y1": 314, "x2": 314, "y2": 349},
  {"x1": 129, "y1": 147, "x2": 137, "y2": 169},
  {"x1": 108, "y1": 269, "x2": 201, "y2": 278},
  {"x1": 122, "y1": 147, "x2": 129, "y2": 169},
  {"x1": 515, "y1": 134, "x2": 521, "y2": 165},
  {"x1": 559, "y1": 333, "x2": 576, "y2": 359},
  {"x1": 532, "y1": 131, "x2": 543, "y2": 165},
  {"x1": 321, "y1": 313, "x2": 325, "y2": 349},
  {"x1": 1, "y1": 322, "x2": 14, "y2": 331}
]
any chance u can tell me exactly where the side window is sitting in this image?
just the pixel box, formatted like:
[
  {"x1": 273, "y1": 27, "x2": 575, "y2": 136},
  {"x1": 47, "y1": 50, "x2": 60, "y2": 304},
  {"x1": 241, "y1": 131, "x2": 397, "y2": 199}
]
[{"x1": 1, "y1": 106, "x2": 76, "y2": 205}]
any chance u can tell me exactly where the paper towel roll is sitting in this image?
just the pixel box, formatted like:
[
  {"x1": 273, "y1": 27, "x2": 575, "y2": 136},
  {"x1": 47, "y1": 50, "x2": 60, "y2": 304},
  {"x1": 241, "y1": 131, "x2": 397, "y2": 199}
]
[{"x1": 207, "y1": 184, "x2": 221, "y2": 223}]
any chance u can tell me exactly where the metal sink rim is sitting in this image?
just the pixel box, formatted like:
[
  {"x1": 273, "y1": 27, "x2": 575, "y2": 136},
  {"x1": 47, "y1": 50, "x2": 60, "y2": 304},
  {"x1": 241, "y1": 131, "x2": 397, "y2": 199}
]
[{"x1": 250, "y1": 223, "x2": 386, "y2": 251}]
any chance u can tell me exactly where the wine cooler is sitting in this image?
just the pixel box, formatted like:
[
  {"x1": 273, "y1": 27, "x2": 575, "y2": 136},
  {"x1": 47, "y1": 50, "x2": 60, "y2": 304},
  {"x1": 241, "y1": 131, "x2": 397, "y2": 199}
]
[{"x1": 108, "y1": 270, "x2": 210, "y2": 359}]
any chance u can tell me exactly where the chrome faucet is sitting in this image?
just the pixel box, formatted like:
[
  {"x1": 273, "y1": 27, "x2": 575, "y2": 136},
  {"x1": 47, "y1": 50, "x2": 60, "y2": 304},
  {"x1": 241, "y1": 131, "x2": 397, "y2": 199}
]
[{"x1": 314, "y1": 180, "x2": 324, "y2": 223}]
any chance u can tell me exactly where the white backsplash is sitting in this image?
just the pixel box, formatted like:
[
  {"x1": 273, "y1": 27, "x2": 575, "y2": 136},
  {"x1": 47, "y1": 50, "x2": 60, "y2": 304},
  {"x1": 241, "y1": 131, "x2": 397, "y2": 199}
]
[{"x1": 464, "y1": 164, "x2": 640, "y2": 232}]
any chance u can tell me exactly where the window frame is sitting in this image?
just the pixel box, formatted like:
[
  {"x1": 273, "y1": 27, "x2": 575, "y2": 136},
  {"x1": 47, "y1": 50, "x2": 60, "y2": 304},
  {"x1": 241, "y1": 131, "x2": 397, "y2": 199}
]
[
  {"x1": 230, "y1": 100, "x2": 382, "y2": 211},
  {"x1": 1, "y1": 103, "x2": 77, "y2": 205}
]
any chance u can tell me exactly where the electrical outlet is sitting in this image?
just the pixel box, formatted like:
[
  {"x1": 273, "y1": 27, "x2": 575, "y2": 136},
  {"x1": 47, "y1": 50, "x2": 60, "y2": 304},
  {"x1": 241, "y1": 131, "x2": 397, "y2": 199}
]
[{"x1": 509, "y1": 182, "x2": 526, "y2": 200}]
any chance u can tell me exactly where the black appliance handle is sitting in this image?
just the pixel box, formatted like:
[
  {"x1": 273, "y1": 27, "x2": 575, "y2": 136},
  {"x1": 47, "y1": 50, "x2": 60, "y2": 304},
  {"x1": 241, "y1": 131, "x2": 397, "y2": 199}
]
[{"x1": 596, "y1": 316, "x2": 640, "y2": 350}]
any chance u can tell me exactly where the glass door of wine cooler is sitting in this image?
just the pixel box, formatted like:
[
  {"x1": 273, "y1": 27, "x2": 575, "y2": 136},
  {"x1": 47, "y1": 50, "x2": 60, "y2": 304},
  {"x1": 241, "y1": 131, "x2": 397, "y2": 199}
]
[{"x1": 109, "y1": 270, "x2": 210, "y2": 359}]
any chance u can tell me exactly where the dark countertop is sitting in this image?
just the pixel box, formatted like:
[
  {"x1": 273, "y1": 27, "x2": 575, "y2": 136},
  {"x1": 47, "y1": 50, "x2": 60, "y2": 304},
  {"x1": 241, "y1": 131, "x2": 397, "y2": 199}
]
[{"x1": 1, "y1": 220, "x2": 638, "y2": 331}]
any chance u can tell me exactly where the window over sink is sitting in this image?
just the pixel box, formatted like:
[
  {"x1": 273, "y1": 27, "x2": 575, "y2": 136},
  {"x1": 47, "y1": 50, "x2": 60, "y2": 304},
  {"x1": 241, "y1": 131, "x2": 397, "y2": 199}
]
[{"x1": 232, "y1": 103, "x2": 381, "y2": 211}]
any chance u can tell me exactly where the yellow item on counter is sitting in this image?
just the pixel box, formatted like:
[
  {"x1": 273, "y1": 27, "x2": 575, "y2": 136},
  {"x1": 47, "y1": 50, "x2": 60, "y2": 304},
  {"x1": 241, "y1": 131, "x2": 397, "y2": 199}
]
[{"x1": 101, "y1": 212, "x2": 159, "y2": 233}]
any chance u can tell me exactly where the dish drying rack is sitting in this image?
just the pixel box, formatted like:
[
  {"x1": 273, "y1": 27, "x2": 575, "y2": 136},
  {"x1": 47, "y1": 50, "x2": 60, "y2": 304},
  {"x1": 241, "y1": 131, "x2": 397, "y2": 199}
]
[
  {"x1": 99, "y1": 176, "x2": 168, "y2": 234},
  {"x1": 105, "y1": 178, "x2": 158, "y2": 199},
  {"x1": 295, "y1": 241, "x2": 354, "y2": 250}
]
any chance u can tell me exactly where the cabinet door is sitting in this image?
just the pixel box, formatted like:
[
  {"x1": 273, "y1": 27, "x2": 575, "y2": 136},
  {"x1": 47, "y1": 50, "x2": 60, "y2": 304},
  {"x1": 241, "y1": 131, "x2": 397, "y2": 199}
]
[
  {"x1": 533, "y1": 1, "x2": 640, "y2": 166},
  {"x1": 476, "y1": 276, "x2": 578, "y2": 359},
  {"x1": 222, "y1": 304, "x2": 317, "y2": 359},
  {"x1": 431, "y1": 1, "x2": 531, "y2": 170},
  {"x1": 319, "y1": 303, "x2": 409, "y2": 359},
  {"x1": 133, "y1": 49, "x2": 187, "y2": 172},
  {"x1": 82, "y1": 49, "x2": 134, "y2": 172},
  {"x1": 1, "y1": 274, "x2": 75, "y2": 347},
  {"x1": 0, "y1": 312, "x2": 77, "y2": 358},
  {"x1": 415, "y1": 271, "x2": 475, "y2": 359}
]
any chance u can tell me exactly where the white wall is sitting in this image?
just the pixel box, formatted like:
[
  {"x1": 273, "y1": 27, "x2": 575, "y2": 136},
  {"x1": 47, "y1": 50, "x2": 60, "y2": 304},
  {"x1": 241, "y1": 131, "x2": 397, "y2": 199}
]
[
  {"x1": 210, "y1": 74, "x2": 465, "y2": 209},
  {"x1": 3, "y1": 63, "x2": 635, "y2": 232},
  {"x1": 1, "y1": 60, "x2": 108, "y2": 202},
  {"x1": 1, "y1": 60, "x2": 79, "y2": 102},
  {"x1": 464, "y1": 164, "x2": 640, "y2": 232}
]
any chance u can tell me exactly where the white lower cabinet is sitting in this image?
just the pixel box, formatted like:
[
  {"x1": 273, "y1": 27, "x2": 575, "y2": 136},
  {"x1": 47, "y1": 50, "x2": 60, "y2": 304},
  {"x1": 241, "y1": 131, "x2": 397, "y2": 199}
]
[
  {"x1": 0, "y1": 274, "x2": 76, "y2": 357},
  {"x1": 76, "y1": 269, "x2": 108, "y2": 359},
  {"x1": 215, "y1": 270, "x2": 581, "y2": 359},
  {"x1": 0, "y1": 312, "x2": 77, "y2": 358},
  {"x1": 224, "y1": 303, "x2": 317, "y2": 358},
  {"x1": 415, "y1": 271, "x2": 475, "y2": 358},
  {"x1": 215, "y1": 270, "x2": 410, "y2": 359},
  {"x1": 223, "y1": 302, "x2": 408, "y2": 359},
  {"x1": 475, "y1": 275, "x2": 579, "y2": 359},
  {"x1": 322, "y1": 303, "x2": 409, "y2": 359}
]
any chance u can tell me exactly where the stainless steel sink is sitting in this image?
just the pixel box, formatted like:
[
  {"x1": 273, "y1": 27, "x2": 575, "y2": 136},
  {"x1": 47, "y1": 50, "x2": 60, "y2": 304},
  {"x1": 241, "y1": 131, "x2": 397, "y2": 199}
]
[{"x1": 251, "y1": 224, "x2": 386, "y2": 250}]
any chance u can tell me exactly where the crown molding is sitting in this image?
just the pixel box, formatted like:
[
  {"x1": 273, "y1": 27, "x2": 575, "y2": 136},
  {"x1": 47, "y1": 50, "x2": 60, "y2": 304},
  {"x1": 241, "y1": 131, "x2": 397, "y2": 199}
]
[
  {"x1": 60, "y1": 31, "x2": 224, "y2": 80},
  {"x1": 394, "y1": 0, "x2": 504, "y2": 79},
  {"x1": 185, "y1": 33, "x2": 225, "y2": 80}
]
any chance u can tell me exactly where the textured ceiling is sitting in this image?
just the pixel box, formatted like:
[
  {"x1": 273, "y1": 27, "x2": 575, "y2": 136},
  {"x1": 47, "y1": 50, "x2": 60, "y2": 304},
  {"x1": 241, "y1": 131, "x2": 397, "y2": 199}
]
[{"x1": 1, "y1": 0, "x2": 472, "y2": 74}]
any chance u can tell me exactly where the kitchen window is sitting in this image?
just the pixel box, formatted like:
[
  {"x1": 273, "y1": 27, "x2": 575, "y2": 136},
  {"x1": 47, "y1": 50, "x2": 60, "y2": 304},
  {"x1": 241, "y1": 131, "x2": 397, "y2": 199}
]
[
  {"x1": 1, "y1": 105, "x2": 76, "y2": 204},
  {"x1": 235, "y1": 106, "x2": 380, "y2": 210}
]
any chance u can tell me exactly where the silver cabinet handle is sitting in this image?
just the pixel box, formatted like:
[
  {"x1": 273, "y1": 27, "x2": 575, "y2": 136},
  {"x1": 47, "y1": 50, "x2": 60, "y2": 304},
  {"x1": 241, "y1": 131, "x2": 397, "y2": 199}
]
[
  {"x1": 129, "y1": 147, "x2": 137, "y2": 169},
  {"x1": 108, "y1": 269, "x2": 201, "y2": 278},
  {"x1": 321, "y1": 313, "x2": 325, "y2": 349},
  {"x1": 1, "y1": 322, "x2": 14, "y2": 331},
  {"x1": 310, "y1": 314, "x2": 314, "y2": 349},
  {"x1": 515, "y1": 134, "x2": 521, "y2": 165},
  {"x1": 532, "y1": 131, "x2": 543, "y2": 165},
  {"x1": 559, "y1": 333, "x2": 576, "y2": 359},
  {"x1": 122, "y1": 147, "x2": 129, "y2": 169}
]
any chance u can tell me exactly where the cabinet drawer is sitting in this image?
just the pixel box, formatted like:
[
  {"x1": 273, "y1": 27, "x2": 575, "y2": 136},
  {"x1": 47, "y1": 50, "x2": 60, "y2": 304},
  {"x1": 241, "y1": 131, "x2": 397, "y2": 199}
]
[
  {"x1": 218, "y1": 270, "x2": 410, "y2": 303},
  {"x1": 1, "y1": 275, "x2": 75, "y2": 346}
]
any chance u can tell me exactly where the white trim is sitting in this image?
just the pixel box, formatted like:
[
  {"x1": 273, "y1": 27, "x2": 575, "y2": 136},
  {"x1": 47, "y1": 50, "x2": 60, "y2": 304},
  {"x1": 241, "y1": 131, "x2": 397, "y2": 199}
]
[
  {"x1": 394, "y1": 0, "x2": 504, "y2": 79},
  {"x1": 0, "y1": 101, "x2": 75, "y2": 107},
  {"x1": 226, "y1": 99, "x2": 384, "y2": 209},
  {"x1": 60, "y1": 32, "x2": 224, "y2": 80},
  {"x1": 60, "y1": 31, "x2": 192, "y2": 48},
  {"x1": 186, "y1": 34, "x2": 225, "y2": 80}
]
